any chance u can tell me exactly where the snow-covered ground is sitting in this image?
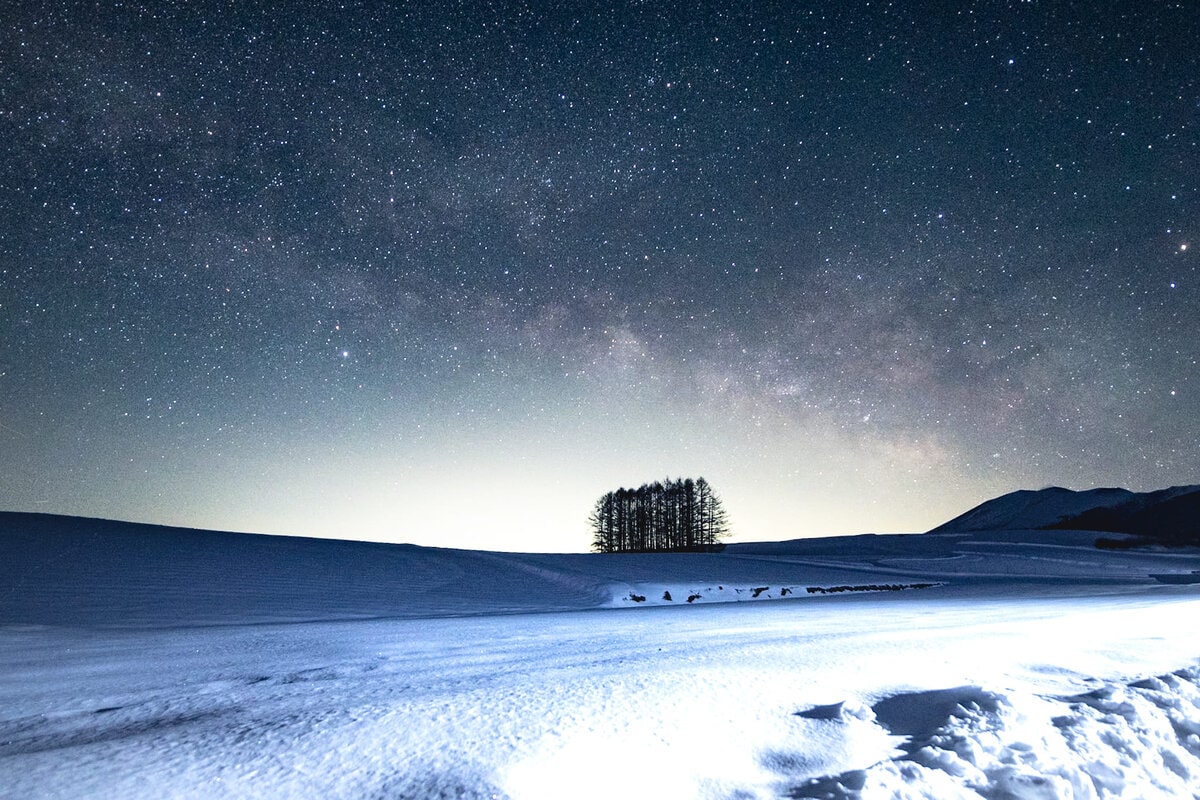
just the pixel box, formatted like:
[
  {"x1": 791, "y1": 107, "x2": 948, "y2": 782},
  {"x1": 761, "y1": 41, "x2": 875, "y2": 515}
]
[{"x1": 2, "y1": 515, "x2": 1199, "y2": 798}]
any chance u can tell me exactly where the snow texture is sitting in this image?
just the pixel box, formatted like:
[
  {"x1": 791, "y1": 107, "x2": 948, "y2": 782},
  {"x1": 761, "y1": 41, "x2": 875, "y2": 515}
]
[
  {"x1": 2, "y1": 511, "x2": 1199, "y2": 799},
  {"x1": 790, "y1": 670, "x2": 1200, "y2": 799}
]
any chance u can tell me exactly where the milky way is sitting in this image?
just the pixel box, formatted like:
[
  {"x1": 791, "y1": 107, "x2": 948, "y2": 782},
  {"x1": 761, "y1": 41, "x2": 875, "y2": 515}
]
[{"x1": 1, "y1": 1, "x2": 1196, "y2": 550}]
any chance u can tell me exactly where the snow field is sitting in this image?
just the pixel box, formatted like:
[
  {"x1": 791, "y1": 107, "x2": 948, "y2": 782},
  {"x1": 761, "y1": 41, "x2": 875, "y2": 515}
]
[
  {"x1": 3, "y1": 590, "x2": 1199, "y2": 799},
  {"x1": 4, "y1": 514, "x2": 1200, "y2": 797}
]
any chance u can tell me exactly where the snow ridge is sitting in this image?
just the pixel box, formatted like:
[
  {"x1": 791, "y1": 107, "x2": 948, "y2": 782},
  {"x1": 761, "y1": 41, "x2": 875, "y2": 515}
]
[{"x1": 785, "y1": 666, "x2": 1200, "y2": 799}]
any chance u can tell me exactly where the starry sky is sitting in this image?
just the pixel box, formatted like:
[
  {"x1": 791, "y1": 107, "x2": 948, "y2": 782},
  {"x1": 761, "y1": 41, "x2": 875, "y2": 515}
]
[{"x1": 1, "y1": 1, "x2": 1196, "y2": 552}]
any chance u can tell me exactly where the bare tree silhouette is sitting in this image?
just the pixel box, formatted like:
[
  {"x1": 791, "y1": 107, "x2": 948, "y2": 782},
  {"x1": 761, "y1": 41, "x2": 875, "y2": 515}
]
[{"x1": 590, "y1": 478, "x2": 730, "y2": 553}]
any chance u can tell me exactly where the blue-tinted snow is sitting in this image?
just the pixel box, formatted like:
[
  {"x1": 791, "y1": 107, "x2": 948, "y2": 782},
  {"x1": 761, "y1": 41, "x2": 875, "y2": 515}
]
[
  {"x1": 3, "y1": 512, "x2": 1197, "y2": 625},
  {"x1": 1, "y1": 511, "x2": 1199, "y2": 798}
]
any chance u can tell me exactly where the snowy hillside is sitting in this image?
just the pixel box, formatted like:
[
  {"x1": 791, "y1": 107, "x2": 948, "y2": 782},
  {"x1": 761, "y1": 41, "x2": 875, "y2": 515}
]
[
  {"x1": 3, "y1": 510, "x2": 1197, "y2": 625},
  {"x1": 930, "y1": 484, "x2": 1200, "y2": 542},
  {"x1": 1047, "y1": 485, "x2": 1200, "y2": 543},
  {"x1": 2, "y1": 502, "x2": 1200, "y2": 799},
  {"x1": 928, "y1": 486, "x2": 1137, "y2": 532}
]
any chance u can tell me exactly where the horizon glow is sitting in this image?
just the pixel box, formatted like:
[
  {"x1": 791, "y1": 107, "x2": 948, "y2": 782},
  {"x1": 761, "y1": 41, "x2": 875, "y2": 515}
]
[{"x1": 1, "y1": 1, "x2": 1196, "y2": 552}]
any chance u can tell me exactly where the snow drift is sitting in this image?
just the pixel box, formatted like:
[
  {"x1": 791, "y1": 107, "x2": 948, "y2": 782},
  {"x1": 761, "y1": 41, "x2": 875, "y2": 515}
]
[{"x1": 789, "y1": 667, "x2": 1200, "y2": 799}]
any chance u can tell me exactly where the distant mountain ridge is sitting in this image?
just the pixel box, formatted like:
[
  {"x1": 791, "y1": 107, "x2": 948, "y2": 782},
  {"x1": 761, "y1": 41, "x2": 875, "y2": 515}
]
[{"x1": 930, "y1": 484, "x2": 1200, "y2": 544}]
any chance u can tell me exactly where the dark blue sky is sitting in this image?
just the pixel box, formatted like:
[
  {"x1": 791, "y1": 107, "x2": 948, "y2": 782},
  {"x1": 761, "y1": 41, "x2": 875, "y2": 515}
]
[{"x1": 1, "y1": 1, "x2": 1196, "y2": 550}]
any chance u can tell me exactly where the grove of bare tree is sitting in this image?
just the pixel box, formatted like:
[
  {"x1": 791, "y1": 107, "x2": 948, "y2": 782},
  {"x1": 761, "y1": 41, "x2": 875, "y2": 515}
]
[{"x1": 589, "y1": 477, "x2": 729, "y2": 553}]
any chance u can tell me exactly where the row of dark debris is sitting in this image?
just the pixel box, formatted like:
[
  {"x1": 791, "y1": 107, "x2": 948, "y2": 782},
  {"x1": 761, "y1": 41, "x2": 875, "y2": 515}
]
[
  {"x1": 806, "y1": 582, "x2": 938, "y2": 594},
  {"x1": 625, "y1": 582, "x2": 938, "y2": 603}
]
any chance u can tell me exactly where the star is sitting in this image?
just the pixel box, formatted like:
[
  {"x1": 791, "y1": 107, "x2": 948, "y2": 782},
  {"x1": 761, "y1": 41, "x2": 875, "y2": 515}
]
[{"x1": 0, "y1": 0, "x2": 1195, "y2": 549}]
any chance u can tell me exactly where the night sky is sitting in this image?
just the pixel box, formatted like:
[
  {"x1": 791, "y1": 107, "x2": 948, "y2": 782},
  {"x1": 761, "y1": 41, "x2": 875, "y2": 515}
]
[{"x1": 2, "y1": 1, "x2": 1196, "y2": 552}]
